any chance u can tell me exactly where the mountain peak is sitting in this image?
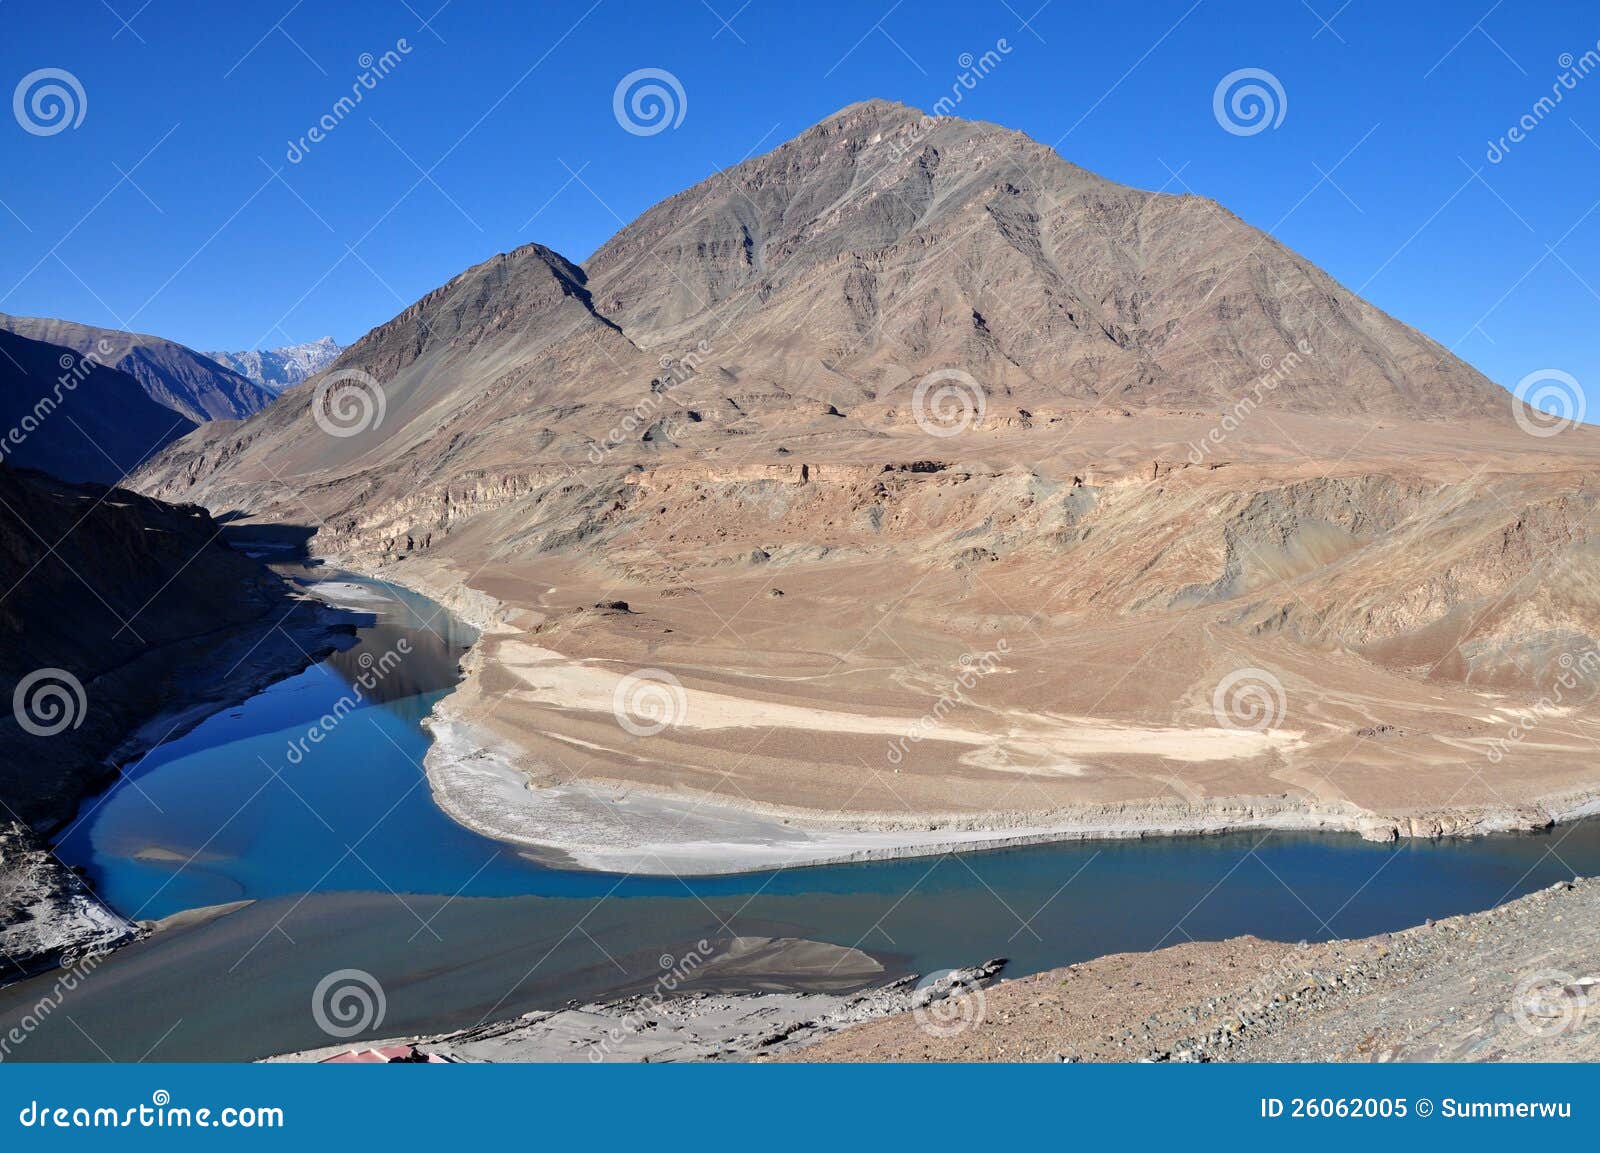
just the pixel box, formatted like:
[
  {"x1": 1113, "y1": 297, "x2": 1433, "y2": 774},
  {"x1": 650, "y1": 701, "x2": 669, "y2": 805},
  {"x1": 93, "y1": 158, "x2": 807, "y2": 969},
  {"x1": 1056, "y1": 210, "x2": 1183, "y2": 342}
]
[
  {"x1": 580, "y1": 103, "x2": 1501, "y2": 420},
  {"x1": 312, "y1": 237, "x2": 630, "y2": 397},
  {"x1": 816, "y1": 98, "x2": 924, "y2": 125},
  {"x1": 207, "y1": 336, "x2": 343, "y2": 395}
]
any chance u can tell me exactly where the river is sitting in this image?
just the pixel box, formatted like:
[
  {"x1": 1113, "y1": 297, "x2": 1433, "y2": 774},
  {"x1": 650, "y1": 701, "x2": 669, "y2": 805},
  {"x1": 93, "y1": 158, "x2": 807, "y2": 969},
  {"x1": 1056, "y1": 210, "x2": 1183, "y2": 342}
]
[{"x1": 1, "y1": 571, "x2": 1594, "y2": 1061}]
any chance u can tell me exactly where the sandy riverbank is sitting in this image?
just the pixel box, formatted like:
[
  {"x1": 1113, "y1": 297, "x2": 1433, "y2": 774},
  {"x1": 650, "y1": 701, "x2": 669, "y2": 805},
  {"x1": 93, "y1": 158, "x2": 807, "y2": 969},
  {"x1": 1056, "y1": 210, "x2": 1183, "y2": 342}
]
[{"x1": 337, "y1": 554, "x2": 1600, "y2": 878}]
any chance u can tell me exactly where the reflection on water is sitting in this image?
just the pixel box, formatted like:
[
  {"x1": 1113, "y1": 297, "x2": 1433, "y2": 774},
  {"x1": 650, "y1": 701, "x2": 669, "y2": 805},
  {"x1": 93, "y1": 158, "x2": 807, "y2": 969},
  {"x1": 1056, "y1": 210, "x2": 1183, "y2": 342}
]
[
  {"x1": 54, "y1": 573, "x2": 487, "y2": 917},
  {"x1": 321, "y1": 597, "x2": 470, "y2": 707}
]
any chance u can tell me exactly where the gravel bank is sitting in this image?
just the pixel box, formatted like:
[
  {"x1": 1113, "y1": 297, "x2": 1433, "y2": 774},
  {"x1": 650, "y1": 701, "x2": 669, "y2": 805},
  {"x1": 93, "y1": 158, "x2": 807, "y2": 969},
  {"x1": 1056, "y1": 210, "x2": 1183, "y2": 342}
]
[{"x1": 787, "y1": 875, "x2": 1600, "y2": 1062}]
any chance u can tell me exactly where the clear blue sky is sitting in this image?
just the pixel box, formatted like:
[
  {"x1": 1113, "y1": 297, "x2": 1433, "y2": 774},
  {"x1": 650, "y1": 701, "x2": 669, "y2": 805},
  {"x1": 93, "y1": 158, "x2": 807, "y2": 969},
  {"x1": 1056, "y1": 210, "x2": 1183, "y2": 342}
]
[{"x1": 2, "y1": 0, "x2": 1597, "y2": 410}]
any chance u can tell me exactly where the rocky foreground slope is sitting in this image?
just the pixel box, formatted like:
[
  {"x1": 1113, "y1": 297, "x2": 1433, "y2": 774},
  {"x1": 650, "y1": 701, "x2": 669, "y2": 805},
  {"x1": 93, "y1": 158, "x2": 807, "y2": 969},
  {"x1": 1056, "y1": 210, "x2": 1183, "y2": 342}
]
[
  {"x1": 789, "y1": 875, "x2": 1600, "y2": 1063},
  {"x1": 129, "y1": 100, "x2": 1600, "y2": 866}
]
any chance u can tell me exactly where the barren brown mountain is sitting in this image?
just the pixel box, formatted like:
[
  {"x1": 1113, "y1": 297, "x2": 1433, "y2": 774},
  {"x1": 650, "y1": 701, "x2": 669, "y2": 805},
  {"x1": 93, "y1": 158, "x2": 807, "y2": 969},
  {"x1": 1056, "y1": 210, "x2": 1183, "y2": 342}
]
[
  {"x1": 132, "y1": 100, "x2": 1600, "y2": 872},
  {"x1": 0, "y1": 313, "x2": 275, "y2": 422}
]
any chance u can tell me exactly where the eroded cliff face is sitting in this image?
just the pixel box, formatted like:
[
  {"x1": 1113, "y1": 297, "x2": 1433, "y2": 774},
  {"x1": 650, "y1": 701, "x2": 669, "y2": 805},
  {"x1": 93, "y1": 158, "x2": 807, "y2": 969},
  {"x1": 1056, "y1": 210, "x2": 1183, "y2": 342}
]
[{"x1": 141, "y1": 446, "x2": 1596, "y2": 697}]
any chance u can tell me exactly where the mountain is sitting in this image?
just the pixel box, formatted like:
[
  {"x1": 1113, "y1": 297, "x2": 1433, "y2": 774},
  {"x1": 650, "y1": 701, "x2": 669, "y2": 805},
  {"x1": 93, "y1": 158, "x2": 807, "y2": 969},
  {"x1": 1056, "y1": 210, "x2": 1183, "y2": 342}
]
[
  {"x1": 133, "y1": 101, "x2": 1600, "y2": 850},
  {"x1": 207, "y1": 336, "x2": 342, "y2": 394},
  {"x1": 584, "y1": 99, "x2": 1503, "y2": 419},
  {"x1": 0, "y1": 328, "x2": 196, "y2": 484},
  {"x1": 0, "y1": 313, "x2": 275, "y2": 422}
]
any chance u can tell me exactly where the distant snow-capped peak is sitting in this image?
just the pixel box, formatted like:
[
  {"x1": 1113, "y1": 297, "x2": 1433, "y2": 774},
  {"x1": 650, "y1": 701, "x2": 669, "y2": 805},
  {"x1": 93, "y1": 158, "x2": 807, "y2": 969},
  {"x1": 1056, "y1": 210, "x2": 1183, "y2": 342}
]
[{"x1": 207, "y1": 336, "x2": 341, "y2": 394}]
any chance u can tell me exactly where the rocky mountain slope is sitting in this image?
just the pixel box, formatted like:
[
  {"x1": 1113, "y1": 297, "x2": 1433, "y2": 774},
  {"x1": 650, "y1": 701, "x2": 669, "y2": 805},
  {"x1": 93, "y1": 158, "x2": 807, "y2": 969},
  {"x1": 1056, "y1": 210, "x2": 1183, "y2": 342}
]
[
  {"x1": 585, "y1": 100, "x2": 1502, "y2": 419},
  {"x1": 128, "y1": 100, "x2": 1600, "y2": 863},
  {"x1": 0, "y1": 464, "x2": 354, "y2": 975},
  {"x1": 207, "y1": 337, "x2": 341, "y2": 394},
  {"x1": 0, "y1": 328, "x2": 196, "y2": 485},
  {"x1": 0, "y1": 312, "x2": 275, "y2": 421}
]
